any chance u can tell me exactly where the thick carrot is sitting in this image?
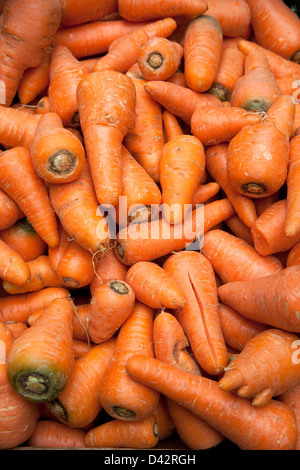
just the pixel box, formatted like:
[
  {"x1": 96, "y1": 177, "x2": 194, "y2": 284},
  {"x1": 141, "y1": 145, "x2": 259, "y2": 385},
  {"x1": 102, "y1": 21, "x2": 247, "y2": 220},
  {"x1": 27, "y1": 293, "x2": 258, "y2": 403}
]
[
  {"x1": 0, "y1": 0, "x2": 62, "y2": 107},
  {"x1": 60, "y1": 0, "x2": 117, "y2": 27},
  {"x1": 56, "y1": 241, "x2": 95, "y2": 290},
  {"x1": 218, "y1": 265, "x2": 300, "y2": 333},
  {"x1": 125, "y1": 355, "x2": 297, "y2": 450},
  {"x1": 28, "y1": 420, "x2": 86, "y2": 448},
  {"x1": 159, "y1": 134, "x2": 205, "y2": 224},
  {"x1": 6, "y1": 297, "x2": 75, "y2": 403},
  {"x1": 126, "y1": 262, "x2": 185, "y2": 310},
  {"x1": 163, "y1": 251, "x2": 228, "y2": 376},
  {"x1": 144, "y1": 80, "x2": 222, "y2": 125},
  {"x1": 219, "y1": 328, "x2": 300, "y2": 406},
  {"x1": 205, "y1": 143, "x2": 257, "y2": 228},
  {"x1": 89, "y1": 248, "x2": 128, "y2": 297},
  {"x1": 138, "y1": 37, "x2": 183, "y2": 81},
  {"x1": 85, "y1": 415, "x2": 159, "y2": 449},
  {"x1": 230, "y1": 48, "x2": 281, "y2": 112},
  {"x1": 94, "y1": 18, "x2": 177, "y2": 74},
  {"x1": 287, "y1": 242, "x2": 300, "y2": 268},
  {"x1": 224, "y1": 215, "x2": 254, "y2": 246},
  {"x1": 0, "y1": 105, "x2": 40, "y2": 149},
  {"x1": 45, "y1": 338, "x2": 116, "y2": 429},
  {"x1": 285, "y1": 135, "x2": 300, "y2": 237},
  {"x1": 49, "y1": 160, "x2": 110, "y2": 254},
  {"x1": 118, "y1": 0, "x2": 208, "y2": 22},
  {"x1": 124, "y1": 68, "x2": 164, "y2": 183},
  {"x1": 17, "y1": 51, "x2": 51, "y2": 105},
  {"x1": 184, "y1": 15, "x2": 223, "y2": 93},
  {"x1": 245, "y1": 0, "x2": 300, "y2": 62},
  {"x1": 205, "y1": 0, "x2": 250, "y2": 37},
  {"x1": 227, "y1": 95, "x2": 295, "y2": 198},
  {"x1": 279, "y1": 385, "x2": 300, "y2": 450},
  {"x1": 88, "y1": 280, "x2": 135, "y2": 344},
  {"x1": 77, "y1": 70, "x2": 136, "y2": 207},
  {"x1": 0, "y1": 147, "x2": 59, "y2": 247},
  {"x1": 191, "y1": 105, "x2": 261, "y2": 145},
  {"x1": 201, "y1": 229, "x2": 283, "y2": 283},
  {"x1": 98, "y1": 301, "x2": 160, "y2": 421},
  {"x1": 115, "y1": 198, "x2": 234, "y2": 266}
]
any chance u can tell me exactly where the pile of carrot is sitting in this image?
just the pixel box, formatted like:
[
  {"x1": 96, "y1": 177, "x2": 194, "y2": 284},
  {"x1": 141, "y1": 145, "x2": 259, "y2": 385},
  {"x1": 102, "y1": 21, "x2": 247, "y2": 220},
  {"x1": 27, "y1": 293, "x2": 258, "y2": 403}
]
[{"x1": 0, "y1": 0, "x2": 300, "y2": 451}]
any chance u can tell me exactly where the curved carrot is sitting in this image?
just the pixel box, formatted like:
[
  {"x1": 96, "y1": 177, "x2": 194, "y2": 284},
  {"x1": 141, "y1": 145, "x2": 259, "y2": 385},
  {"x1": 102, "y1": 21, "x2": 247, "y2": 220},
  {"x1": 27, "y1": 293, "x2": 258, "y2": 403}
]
[
  {"x1": 17, "y1": 51, "x2": 51, "y2": 105},
  {"x1": 0, "y1": 147, "x2": 59, "y2": 247},
  {"x1": 126, "y1": 262, "x2": 185, "y2": 310},
  {"x1": 30, "y1": 112, "x2": 86, "y2": 184},
  {"x1": 138, "y1": 37, "x2": 183, "y2": 81},
  {"x1": 118, "y1": 0, "x2": 208, "y2": 22},
  {"x1": 60, "y1": 0, "x2": 117, "y2": 27},
  {"x1": 98, "y1": 301, "x2": 160, "y2": 421},
  {"x1": 285, "y1": 135, "x2": 300, "y2": 237},
  {"x1": 125, "y1": 354, "x2": 297, "y2": 450},
  {"x1": 0, "y1": 105, "x2": 40, "y2": 149},
  {"x1": 28, "y1": 420, "x2": 86, "y2": 448},
  {"x1": 6, "y1": 297, "x2": 75, "y2": 403},
  {"x1": 89, "y1": 248, "x2": 128, "y2": 297},
  {"x1": 184, "y1": 15, "x2": 223, "y2": 93}
]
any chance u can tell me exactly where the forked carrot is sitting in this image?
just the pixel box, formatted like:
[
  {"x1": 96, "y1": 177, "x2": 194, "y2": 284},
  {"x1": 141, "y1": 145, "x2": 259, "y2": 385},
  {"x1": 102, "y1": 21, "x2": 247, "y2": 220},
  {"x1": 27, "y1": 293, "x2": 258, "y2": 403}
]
[
  {"x1": 118, "y1": 0, "x2": 208, "y2": 22},
  {"x1": 28, "y1": 420, "x2": 86, "y2": 448},
  {"x1": 137, "y1": 37, "x2": 183, "y2": 81}
]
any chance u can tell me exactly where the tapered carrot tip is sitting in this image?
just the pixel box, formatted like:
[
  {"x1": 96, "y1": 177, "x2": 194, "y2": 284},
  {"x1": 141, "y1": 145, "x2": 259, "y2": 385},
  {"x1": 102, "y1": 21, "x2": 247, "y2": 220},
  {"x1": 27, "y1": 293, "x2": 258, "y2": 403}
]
[
  {"x1": 252, "y1": 388, "x2": 273, "y2": 407},
  {"x1": 218, "y1": 368, "x2": 244, "y2": 391}
]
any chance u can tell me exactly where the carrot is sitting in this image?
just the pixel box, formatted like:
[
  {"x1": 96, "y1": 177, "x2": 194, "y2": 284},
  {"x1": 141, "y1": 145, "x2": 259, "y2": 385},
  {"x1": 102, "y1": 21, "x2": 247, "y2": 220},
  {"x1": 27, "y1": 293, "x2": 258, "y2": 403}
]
[
  {"x1": 293, "y1": 103, "x2": 300, "y2": 137},
  {"x1": 126, "y1": 262, "x2": 185, "y2": 310},
  {"x1": 208, "y1": 46, "x2": 245, "y2": 102},
  {"x1": 218, "y1": 265, "x2": 300, "y2": 333},
  {"x1": 71, "y1": 303, "x2": 91, "y2": 342},
  {"x1": 152, "y1": 395, "x2": 175, "y2": 441},
  {"x1": 90, "y1": 248, "x2": 128, "y2": 297},
  {"x1": 36, "y1": 96, "x2": 50, "y2": 115},
  {"x1": 0, "y1": 218, "x2": 47, "y2": 262},
  {"x1": 85, "y1": 415, "x2": 159, "y2": 449},
  {"x1": 218, "y1": 302, "x2": 268, "y2": 352},
  {"x1": 0, "y1": 238, "x2": 31, "y2": 289},
  {"x1": 205, "y1": 143, "x2": 257, "y2": 228},
  {"x1": 125, "y1": 355, "x2": 297, "y2": 450},
  {"x1": 98, "y1": 301, "x2": 160, "y2": 421},
  {"x1": 227, "y1": 95, "x2": 295, "y2": 198},
  {"x1": 0, "y1": 105, "x2": 40, "y2": 149},
  {"x1": 219, "y1": 328, "x2": 300, "y2": 406},
  {"x1": 285, "y1": 135, "x2": 300, "y2": 237},
  {"x1": 167, "y1": 69, "x2": 187, "y2": 87},
  {"x1": 54, "y1": 20, "x2": 145, "y2": 59},
  {"x1": 124, "y1": 68, "x2": 164, "y2": 183},
  {"x1": 0, "y1": 189, "x2": 24, "y2": 231},
  {"x1": 137, "y1": 37, "x2": 183, "y2": 82},
  {"x1": 0, "y1": 147, "x2": 59, "y2": 248},
  {"x1": 60, "y1": 0, "x2": 117, "y2": 27},
  {"x1": 6, "y1": 297, "x2": 75, "y2": 403},
  {"x1": 77, "y1": 70, "x2": 136, "y2": 207},
  {"x1": 159, "y1": 134, "x2": 205, "y2": 225},
  {"x1": 17, "y1": 51, "x2": 51, "y2": 105},
  {"x1": 48, "y1": 45, "x2": 87, "y2": 127},
  {"x1": 118, "y1": 0, "x2": 208, "y2": 22},
  {"x1": 88, "y1": 280, "x2": 135, "y2": 344},
  {"x1": 162, "y1": 110, "x2": 183, "y2": 141},
  {"x1": 245, "y1": 0, "x2": 300, "y2": 62},
  {"x1": 0, "y1": 321, "x2": 14, "y2": 358},
  {"x1": 163, "y1": 251, "x2": 228, "y2": 376},
  {"x1": 201, "y1": 229, "x2": 283, "y2": 283},
  {"x1": 184, "y1": 15, "x2": 223, "y2": 93},
  {"x1": 224, "y1": 215, "x2": 254, "y2": 246},
  {"x1": 205, "y1": 0, "x2": 251, "y2": 37},
  {"x1": 0, "y1": 0, "x2": 62, "y2": 107},
  {"x1": 254, "y1": 192, "x2": 281, "y2": 217},
  {"x1": 144, "y1": 80, "x2": 222, "y2": 125},
  {"x1": 237, "y1": 39, "x2": 300, "y2": 79},
  {"x1": 49, "y1": 160, "x2": 110, "y2": 254},
  {"x1": 72, "y1": 338, "x2": 94, "y2": 360},
  {"x1": 115, "y1": 198, "x2": 234, "y2": 266},
  {"x1": 191, "y1": 105, "x2": 261, "y2": 146},
  {"x1": 251, "y1": 199, "x2": 300, "y2": 256},
  {"x1": 277, "y1": 72, "x2": 300, "y2": 96},
  {"x1": 230, "y1": 48, "x2": 281, "y2": 112},
  {"x1": 28, "y1": 420, "x2": 86, "y2": 448},
  {"x1": 287, "y1": 242, "x2": 300, "y2": 268},
  {"x1": 279, "y1": 385, "x2": 300, "y2": 450},
  {"x1": 46, "y1": 338, "x2": 116, "y2": 429},
  {"x1": 94, "y1": 18, "x2": 177, "y2": 74},
  {"x1": 5, "y1": 321, "x2": 28, "y2": 340},
  {"x1": 192, "y1": 182, "x2": 221, "y2": 206},
  {"x1": 55, "y1": 241, "x2": 95, "y2": 289}
]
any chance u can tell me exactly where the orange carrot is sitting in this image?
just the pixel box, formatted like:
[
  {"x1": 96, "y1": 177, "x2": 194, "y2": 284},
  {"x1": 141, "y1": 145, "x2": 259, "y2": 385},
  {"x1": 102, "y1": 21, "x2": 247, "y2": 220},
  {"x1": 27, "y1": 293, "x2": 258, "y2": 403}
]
[
  {"x1": 224, "y1": 215, "x2": 254, "y2": 246},
  {"x1": 192, "y1": 182, "x2": 221, "y2": 206},
  {"x1": 201, "y1": 229, "x2": 283, "y2": 283},
  {"x1": 125, "y1": 354, "x2": 297, "y2": 450},
  {"x1": 167, "y1": 69, "x2": 187, "y2": 87},
  {"x1": 205, "y1": 0, "x2": 251, "y2": 37},
  {"x1": 94, "y1": 18, "x2": 178, "y2": 74},
  {"x1": 36, "y1": 96, "x2": 50, "y2": 115},
  {"x1": 219, "y1": 328, "x2": 300, "y2": 406},
  {"x1": 163, "y1": 251, "x2": 228, "y2": 376},
  {"x1": 118, "y1": 0, "x2": 208, "y2": 22},
  {"x1": 245, "y1": 0, "x2": 300, "y2": 62},
  {"x1": 184, "y1": 15, "x2": 223, "y2": 93},
  {"x1": 285, "y1": 135, "x2": 300, "y2": 237},
  {"x1": 227, "y1": 95, "x2": 295, "y2": 198},
  {"x1": 138, "y1": 37, "x2": 183, "y2": 81},
  {"x1": 89, "y1": 248, "x2": 128, "y2": 297},
  {"x1": 56, "y1": 241, "x2": 95, "y2": 290},
  {"x1": 0, "y1": 105, "x2": 40, "y2": 149},
  {"x1": 17, "y1": 51, "x2": 51, "y2": 105},
  {"x1": 126, "y1": 261, "x2": 185, "y2": 310},
  {"x1": 162, "y1": 110, "x2": 183, "y2": 141},
  {"x1": 277, "y1": 72, "x2": 300, "y2": 96},
  {"x1": 98, "y1": 301, "x2": 160, "y2": 421},
  {"x1": 70, "y1": 303, "x2": 91, "y2": 342},
  {"x1": 153, "y1": 395, "x2": 175, "y2": 441},
  {"x1": 88, "y1": 280, "x2": 135, "y2": 344},
  {"x1": 0, "y1": 238, "x2": 30, "y2": 288},
  {"x1": 218, "y1": 302, "x2": 268, "y2": 352},
  {"x1": 286, "y1": 242, "x2": 300, "y2": 268},
  {"x1": 0, "y1": 0, "x2": 62, "y2": 106},
  {"x1": 0, "y1": 147, "x2": 59, "y2": 247},
  {"x1": 45, "y1": 338, "x2": 116, "y2": 429},
  {"x1": 77, "y1": 70, "x2": 136, "y2": 207},
  {"x1": 279, "y1": 385, "x2": 300, "y2": 450},
  {"x1": 218, "y1": 265, "x2": 300, "y2": 333},
  {"x1": 293, "y1": 103, "x2": 300, "y2": 137},
  {"x1": 6, "y1": 297, "x2": 75, "y2": 403},
  {"x1": 205, "y1": 143, "x2": 257, "y2": 228},
  {"x1": 28, "y1": 420, "x2": 86, "y2": 448},
  {"x1": 0, "y1": 189, "x2": 24, "y2": 231},
  {"x1": 72, "y1": 338, "x2": 93, "y2": 360},
  {"x1": 60, "y1": 0, "x2": 117, "y2": 27},
  {"x1": 85, "y1": 415, "x2": 159, "y2": 449},
  {"x1": 191, "y1": 105, "x2": 261, "y2": 145},
  {"x1": 0, "y1": 321, "x2": 14, "y2": 357},
  {"x1": 5, "y1": 321, "x2": 28, "y2": 340},
  {"x1": 254, "y1": 192, "x2": 281, "y2": 217}
]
